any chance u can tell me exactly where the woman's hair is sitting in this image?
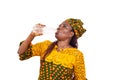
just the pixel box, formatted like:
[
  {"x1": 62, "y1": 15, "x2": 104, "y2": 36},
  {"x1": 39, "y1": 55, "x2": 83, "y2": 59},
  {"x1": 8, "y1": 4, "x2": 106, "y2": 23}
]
[
  {"x1": 42, "y1": 41, "x2": 57, "y2": 60},
  {"x1": 70, "y1": 34, "x2": 78, "y2": 48},
  {"x1": 42, "y1": 34, "x2": 78, "y2": 60}
]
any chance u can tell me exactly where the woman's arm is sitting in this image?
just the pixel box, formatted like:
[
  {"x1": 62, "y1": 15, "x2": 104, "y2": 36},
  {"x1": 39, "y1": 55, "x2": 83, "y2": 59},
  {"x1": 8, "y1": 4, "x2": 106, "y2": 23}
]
[
  {"x1": 17, "y1": 23, "x2": 45, "y2": 55},
  {"x1": 17, "y1": 32, "x2": 35, "y2": 54},
  {"x1": 73, "y1": 52, "x2": 86, "y2": 80}
]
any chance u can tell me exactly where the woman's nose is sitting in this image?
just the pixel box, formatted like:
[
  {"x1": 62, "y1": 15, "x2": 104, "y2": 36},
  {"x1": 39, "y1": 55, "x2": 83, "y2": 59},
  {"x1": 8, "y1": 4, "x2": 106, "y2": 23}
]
[{"x1": 57, "y1": 27, "x2": 60, "y2": 30}]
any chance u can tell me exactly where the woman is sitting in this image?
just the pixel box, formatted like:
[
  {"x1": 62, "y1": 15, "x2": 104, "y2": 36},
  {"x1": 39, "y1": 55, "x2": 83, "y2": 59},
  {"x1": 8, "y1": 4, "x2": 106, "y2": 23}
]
[{"x1": 18, "y1": 18, "x2": 87, "y2": 80}]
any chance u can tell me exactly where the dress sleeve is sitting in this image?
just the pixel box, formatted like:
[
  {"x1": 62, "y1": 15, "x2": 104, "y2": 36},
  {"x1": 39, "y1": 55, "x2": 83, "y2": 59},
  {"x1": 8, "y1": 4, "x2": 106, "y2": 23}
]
[
  {"x1": 19, "y1": 40, "x2": 51, "y2": 60},
  {"x1": 73, "y1": 51, "x2": 86, "y2": 80}
]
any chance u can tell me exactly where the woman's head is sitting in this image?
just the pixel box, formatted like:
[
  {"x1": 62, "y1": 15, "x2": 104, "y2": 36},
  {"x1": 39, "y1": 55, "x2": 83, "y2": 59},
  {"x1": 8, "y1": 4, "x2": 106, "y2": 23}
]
[{"x1": 55, "y1": 18, "x2": 86, "y2": 48}]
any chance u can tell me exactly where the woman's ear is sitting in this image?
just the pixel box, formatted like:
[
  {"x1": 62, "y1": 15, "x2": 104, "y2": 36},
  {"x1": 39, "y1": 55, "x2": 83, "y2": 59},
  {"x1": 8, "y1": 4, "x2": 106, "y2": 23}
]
[{"x1": 69, "y1": 31, "x2": 74, "y2": 37}]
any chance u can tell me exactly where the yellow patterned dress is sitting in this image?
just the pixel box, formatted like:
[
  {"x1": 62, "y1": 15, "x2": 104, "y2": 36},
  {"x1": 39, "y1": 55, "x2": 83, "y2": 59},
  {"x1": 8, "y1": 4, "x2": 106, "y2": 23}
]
[{"x1": 19, "y1": 40, "x2": 86, "y2": 80}]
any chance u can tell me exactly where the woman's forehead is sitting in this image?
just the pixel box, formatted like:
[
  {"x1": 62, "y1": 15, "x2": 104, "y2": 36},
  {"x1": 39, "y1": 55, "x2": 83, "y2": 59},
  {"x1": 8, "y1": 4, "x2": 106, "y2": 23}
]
[{"x1": 61, "y1": 21, "x2": 71, "y2": 26}]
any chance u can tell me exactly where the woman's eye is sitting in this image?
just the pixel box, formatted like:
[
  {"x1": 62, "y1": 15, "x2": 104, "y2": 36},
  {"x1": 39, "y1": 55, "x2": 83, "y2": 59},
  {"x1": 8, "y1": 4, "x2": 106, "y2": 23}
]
[
  {"x1": 63, "y1": 25, "x2": 66, "y2": 27},
  {"x1": 63, "y1": 24, "x2": 68, "y2": 28}
]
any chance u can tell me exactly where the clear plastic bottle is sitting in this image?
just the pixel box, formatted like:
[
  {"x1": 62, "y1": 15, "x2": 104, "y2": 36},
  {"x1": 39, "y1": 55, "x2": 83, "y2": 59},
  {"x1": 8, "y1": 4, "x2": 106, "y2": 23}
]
[{"x1": 32, "y1": 25, "x2": 56, "y2": 35}]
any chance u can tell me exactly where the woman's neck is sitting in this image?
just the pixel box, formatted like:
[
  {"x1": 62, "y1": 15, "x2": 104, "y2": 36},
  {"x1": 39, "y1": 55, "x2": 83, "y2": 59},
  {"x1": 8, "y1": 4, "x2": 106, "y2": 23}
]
[{"x1": 57, "y1": 40, "x2": 72, "y2": 50}]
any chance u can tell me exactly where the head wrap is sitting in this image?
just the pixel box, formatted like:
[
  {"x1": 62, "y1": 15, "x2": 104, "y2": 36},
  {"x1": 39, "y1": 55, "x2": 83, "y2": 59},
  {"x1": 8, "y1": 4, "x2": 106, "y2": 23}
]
[{"x1": 66, "y1": 18, "x2": 86, "y2": 38}]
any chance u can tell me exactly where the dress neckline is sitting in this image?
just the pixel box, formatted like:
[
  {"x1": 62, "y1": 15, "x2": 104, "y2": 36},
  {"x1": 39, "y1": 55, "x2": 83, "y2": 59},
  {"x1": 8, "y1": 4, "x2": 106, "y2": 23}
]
[{"x1": 54, "y1": 45, "x2": 76, "y2": 52}]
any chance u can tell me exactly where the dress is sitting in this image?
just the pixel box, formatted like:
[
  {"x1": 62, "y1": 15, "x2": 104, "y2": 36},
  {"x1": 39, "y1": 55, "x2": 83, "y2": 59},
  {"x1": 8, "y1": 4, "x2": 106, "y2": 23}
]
[{"x1": 19, "y1": 40, "x2": 86, "y2": 80}]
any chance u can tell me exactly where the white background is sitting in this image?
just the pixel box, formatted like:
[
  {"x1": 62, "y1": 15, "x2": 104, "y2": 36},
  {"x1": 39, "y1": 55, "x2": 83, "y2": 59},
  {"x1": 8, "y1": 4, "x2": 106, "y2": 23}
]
[{"x1": 0, "y1": 0, "x2": 120, "y2": 80}]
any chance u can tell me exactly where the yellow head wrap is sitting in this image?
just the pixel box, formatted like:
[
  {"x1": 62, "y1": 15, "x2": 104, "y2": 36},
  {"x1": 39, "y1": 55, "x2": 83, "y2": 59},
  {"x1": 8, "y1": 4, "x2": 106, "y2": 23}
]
[{"x1": 66, "y1": 18, "x2": 86, "y2": 38}]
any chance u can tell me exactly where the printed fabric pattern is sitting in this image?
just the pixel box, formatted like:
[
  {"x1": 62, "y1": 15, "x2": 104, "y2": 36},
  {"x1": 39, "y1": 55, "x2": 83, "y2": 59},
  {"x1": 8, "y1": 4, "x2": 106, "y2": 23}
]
[{"x1": 18, "y1": 40, "x2": 86, "y2": 80}]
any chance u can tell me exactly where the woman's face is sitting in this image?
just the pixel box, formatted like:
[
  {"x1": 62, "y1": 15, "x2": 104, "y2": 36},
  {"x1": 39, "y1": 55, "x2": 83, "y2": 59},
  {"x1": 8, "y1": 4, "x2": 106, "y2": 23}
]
[{"x1": 55, "y1": 21, "x2": 74, "y2": 41}]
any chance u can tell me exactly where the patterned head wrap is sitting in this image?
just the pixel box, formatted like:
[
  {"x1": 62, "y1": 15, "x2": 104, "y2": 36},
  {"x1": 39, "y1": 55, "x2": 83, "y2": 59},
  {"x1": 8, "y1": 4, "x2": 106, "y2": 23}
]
[{"x1": 66, "y1": 18, "x2": 86, "y2": 38}]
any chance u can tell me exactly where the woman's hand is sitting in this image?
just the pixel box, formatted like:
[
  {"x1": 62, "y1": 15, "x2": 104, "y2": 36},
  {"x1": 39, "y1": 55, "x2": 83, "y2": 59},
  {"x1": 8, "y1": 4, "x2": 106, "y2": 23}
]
[{"x1": 31, "y1": 23, "x2": 46, "y2": 36}]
